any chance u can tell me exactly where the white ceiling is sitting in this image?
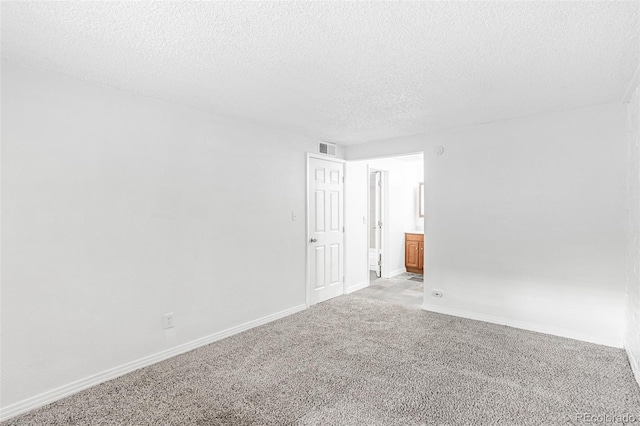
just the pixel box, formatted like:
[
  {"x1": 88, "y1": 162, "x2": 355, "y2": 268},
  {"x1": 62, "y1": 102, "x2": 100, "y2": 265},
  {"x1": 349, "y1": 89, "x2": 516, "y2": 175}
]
[{"x1": 2, "y1": 1, "x2": 639, "y2": 145}]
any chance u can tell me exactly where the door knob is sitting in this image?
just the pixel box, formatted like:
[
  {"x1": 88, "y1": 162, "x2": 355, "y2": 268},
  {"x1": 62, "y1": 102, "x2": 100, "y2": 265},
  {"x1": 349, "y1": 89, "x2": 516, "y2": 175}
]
[{"x1": 310, "y1": 238, "x2": 317, "y2": 243}]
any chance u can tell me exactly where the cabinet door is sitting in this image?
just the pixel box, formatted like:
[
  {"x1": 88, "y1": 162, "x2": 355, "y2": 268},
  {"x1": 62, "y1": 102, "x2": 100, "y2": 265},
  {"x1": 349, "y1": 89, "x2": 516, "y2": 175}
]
[
  {"x1": 406, "y1": 240, "x2": 420, "y2": 269},
  {"x1": 418, "y1": 242, "x2": 424, "y2": 270}
]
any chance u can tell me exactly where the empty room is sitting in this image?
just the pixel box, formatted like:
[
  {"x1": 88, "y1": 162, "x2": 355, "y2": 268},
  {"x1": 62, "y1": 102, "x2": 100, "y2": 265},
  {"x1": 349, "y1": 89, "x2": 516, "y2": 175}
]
[{"x1": 2, "y1": 1, "x2": 640, "y2": 425}]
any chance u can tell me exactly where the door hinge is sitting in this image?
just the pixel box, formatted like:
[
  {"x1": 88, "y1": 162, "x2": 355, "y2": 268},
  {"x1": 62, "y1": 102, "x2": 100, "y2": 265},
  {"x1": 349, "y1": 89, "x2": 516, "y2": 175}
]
[
  {"x1": 378, "y1": 220, "x2": 383, "y2": 228},
  {"x1": 342, "y1": 226, "x2": 345, "y2": 233},
  {"x1": 342, "y1": 176, "x2": 345, "y2": 183},
  {"x1": 378, "y1": 180, "x2": 383, "y2": 187}
]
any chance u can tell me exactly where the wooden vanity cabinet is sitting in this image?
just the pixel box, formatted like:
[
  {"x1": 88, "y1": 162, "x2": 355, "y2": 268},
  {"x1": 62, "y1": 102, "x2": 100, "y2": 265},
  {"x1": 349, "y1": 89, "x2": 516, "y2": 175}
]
[{"x1": 405, "y1": 233, "x2": 424, "y2": 274}]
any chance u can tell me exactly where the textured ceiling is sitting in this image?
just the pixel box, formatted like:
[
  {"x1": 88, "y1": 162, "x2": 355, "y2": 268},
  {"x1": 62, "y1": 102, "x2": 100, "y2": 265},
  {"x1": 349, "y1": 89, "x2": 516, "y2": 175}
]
[{"x1": 2, "y1": 1, "x2": 639, "y2": 145}]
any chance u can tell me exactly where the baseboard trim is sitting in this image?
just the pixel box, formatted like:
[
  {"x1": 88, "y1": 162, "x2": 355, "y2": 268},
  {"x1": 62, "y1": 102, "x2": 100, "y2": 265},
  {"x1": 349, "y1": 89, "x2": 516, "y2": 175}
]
[
  {"x1": 0, "y1": 303, "x2": 307, "y2": 422},
  {"x1": 344, "y1": 281, "x2": 368, "y2": 294},
  {"x1": 386, "y1": 268, "x2": 406, "y2": 278},
  {"x1": 626, "y1": 347, "x2": 640, "y2": 389},
  {"x1": 422, "y1": 304, "x2": 622, "y2": 348},
  {"x1": 623, "y1": 63, "x2": 640, "y2": 103}
]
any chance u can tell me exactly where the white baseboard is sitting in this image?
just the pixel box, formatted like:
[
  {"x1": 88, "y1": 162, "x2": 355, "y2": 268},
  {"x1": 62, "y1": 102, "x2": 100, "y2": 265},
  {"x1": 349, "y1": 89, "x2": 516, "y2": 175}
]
[
  {"x1": 626, "y1": 347, "x2": 640, "y2": 389},
  {"x1": 386, "y1": 268, "x2": 406, "y2": 278},
  {"x1": 0, "y1": 303, "x2": 307, "y2": 422},
  {"x1": 422, "y1": 303, "x2": 622, "y2": 348},
  {"x1": 623, "y1": 62, "x2": 640, "y2": 103},
  {"x1": 344, "y1": 281, "x2": 368, "y2": 294}
]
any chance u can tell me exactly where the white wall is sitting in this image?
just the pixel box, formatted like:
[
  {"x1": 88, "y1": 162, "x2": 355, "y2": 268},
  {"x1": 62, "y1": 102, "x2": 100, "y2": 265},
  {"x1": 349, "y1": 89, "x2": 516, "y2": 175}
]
[
  {"x1": 626, "y1": 80, "x2": 640, "y2": 379},
  {"x1": 346, "y1": 104, "x2": 628, "y2": 347},
  {"x1": 0, "y1": 62, "x2": 314, "y2": 410}
]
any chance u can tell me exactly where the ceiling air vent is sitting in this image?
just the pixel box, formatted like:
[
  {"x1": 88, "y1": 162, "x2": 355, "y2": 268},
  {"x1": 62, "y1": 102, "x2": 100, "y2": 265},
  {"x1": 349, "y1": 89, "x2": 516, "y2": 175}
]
[{"x1": 318, "y1": 141, "x2": 337, "y2": 157}]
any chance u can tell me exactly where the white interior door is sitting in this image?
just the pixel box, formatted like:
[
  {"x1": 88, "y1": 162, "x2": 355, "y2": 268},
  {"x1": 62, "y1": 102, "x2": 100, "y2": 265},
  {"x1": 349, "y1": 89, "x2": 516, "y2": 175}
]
[{"x1": 308, "y1": 156, "x2": 344, "y2": 305}]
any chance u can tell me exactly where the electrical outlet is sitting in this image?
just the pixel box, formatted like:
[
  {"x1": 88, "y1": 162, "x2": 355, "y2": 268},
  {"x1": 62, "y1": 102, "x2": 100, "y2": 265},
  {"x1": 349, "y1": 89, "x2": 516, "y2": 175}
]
[
  {"x1": 431, "y1": 290, "x2": 443, "y2": 298},
  {"x1": 163, "y1": 312, "x2": 174, "y2": 329}
]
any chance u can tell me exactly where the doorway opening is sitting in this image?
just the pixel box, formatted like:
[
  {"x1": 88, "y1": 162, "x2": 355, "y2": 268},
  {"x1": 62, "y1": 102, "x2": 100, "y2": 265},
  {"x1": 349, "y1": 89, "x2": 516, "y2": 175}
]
[{"x1": 348, "y1": 152, "x2": 425, "y2": 309}]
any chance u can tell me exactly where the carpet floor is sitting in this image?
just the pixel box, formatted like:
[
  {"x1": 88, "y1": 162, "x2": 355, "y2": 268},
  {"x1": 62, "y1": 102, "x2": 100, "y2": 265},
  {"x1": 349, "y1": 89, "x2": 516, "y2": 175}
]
[
  {"x1": 4, "y1": 295, "x2": 640, "y2": 425},
  {"x1": 356, "y1": 272, "x2": 424, "y2": 308}
]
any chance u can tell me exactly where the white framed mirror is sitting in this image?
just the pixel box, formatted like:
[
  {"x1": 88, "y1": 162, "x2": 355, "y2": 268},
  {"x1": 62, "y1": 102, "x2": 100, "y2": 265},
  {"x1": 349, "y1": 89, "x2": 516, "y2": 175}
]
[{"x1": 418, "y1": 182, "x2": 424, "y2": 218}]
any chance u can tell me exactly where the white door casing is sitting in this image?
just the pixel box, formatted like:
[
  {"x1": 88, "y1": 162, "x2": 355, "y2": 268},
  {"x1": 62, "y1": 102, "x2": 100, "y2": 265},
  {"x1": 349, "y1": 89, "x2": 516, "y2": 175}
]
[
  {"x1": 307, "y1": 155, "x2": 344, "y2": 305},
  {"x1": 369, "y1": 170, "x2": 383, "y2": 277}
]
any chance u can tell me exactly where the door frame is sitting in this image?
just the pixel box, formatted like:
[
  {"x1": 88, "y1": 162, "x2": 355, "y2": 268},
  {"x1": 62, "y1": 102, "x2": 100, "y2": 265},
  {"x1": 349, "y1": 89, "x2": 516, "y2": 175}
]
[
  {"x1": 305, "y1": 153, "x2": 346, "y2": 307},
  {"x1": 357, "y1": 153, "x2": 425, "y2": 289}
]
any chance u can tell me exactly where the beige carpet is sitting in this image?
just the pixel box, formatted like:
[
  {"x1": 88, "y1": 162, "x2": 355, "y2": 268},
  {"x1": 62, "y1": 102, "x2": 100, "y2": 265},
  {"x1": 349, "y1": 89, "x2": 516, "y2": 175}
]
[{"x1": 4, "y1": 295, "x2": 639, "y2": 425}]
